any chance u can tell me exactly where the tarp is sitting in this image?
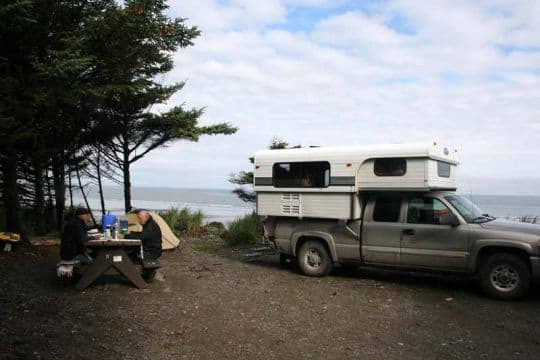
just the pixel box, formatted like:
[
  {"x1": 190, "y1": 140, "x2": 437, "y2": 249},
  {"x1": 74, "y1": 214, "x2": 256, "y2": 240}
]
[{"x1": 126, "y1": 211, "x2": 181, "y2": 250}]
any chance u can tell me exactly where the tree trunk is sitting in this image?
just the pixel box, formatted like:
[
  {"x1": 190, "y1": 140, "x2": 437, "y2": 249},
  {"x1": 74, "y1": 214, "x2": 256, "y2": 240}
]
[
  {"x1": 45, "y1": 169, "x2": 55, "y2": 232},
  {"x1": 96, "y1": 148, "x2": 106, "y2": 215},
  {"x1": 76, "y1": 167, "x2": 96, "y2": 225},
  {"x1": 32, "y1": 157, "x2": 46, "y2": 235},
  {"x1": 67, "y1": 166, "x2": 74, "y2": 209},
  {"x1": 52, "y1": 155, "x2": 66, "y2": 231},
  {"x1": 1, "y1": 151, "x2": 22, "y2": 233},
  {"x1": 122, "y1": 159, "x2": 132, "y2": 213},
  {"x1": 122, "y1": 140, "x2": 132, "y2": 213}
]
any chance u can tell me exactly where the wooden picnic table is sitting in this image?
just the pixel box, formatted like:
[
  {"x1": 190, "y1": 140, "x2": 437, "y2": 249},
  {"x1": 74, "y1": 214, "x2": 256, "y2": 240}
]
[{"x1": 75, "y1": 239, "x2": 147, "y2": 290}]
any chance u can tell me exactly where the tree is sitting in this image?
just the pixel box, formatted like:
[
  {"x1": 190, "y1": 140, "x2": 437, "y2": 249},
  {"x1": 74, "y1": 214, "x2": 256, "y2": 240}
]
[
  {"x1": 0, "y1": 0, "x2": 42, "y2": 233},
  {"x1": 31, "y1": 0, "x2": 117, "y2": 230},
  {"x1": 0, "y1": 0, "x2": 119, "y2": 232},
  {"x1": 0, "y1": 0, "x2": 234, "y2": 235},
  {"x1": 82, "y1": 144, "x2": 122, "y2": 215},
  {"x1": 229, "y1": 137, "x2": 291, "y2": 203},
  {"x1": 95, "y1": 0, "x2": 237, "y2": 212}
]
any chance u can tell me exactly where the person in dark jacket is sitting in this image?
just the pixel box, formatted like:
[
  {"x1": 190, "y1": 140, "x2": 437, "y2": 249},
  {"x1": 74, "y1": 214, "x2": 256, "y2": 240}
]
[
  {"x1": 125, "y1": 210, "x2": 162, "y2": 260},
  {"x1": 60, "y1": 207, "x2": 96, "y2": 263}
]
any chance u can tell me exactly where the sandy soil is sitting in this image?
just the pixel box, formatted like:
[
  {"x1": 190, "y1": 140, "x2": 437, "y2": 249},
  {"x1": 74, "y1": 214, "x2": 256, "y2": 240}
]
[{"x1": 1, "y1": 240, "x2": 539, "y2": 360}]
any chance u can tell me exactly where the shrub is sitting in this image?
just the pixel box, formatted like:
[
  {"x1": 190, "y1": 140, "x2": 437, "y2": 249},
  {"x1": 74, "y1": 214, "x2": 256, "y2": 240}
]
[
  {"x1": 222, "y1": 212, "x2": 261, "y2": 246},
  {"x1": 160, "y1": 207, "x2": 204, "y2": 236}
]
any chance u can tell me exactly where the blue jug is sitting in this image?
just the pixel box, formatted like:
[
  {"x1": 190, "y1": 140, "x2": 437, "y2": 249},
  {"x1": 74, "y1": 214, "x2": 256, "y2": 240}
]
[{"x1": 101, "y1": 212, "x2": 117, "y2": 233}]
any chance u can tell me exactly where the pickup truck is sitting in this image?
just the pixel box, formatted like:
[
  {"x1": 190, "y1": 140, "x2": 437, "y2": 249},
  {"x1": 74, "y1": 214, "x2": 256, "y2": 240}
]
[{"x1": 268, "y1": 191, "x2": 540, "y2": 300}]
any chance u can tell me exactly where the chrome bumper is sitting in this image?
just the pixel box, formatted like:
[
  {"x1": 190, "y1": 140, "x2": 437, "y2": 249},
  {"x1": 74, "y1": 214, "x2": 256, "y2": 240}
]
[{"x1": 531, "y1": 256, "x2": 540, "y2": 279}]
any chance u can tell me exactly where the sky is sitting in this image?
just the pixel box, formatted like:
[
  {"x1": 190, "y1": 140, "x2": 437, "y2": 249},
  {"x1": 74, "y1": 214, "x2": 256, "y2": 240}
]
[{"x1": 128, "y1": 0, "x2": 540, "y2": 195}]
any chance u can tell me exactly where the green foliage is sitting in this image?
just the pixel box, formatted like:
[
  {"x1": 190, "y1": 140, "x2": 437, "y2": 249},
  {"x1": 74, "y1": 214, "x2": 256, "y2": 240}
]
[
  {"x1": 221, "y1": 212, "x2": 261, "y2": 246},
  {"x1": 91, "y1": 0, "x2": 237, "y2": 211},
  {"x1": 160, "y1": 207, "x2": 204, "y2": 236},
  {"x1": 0, "y1": 0, "x2": 237, "y2": 233}
]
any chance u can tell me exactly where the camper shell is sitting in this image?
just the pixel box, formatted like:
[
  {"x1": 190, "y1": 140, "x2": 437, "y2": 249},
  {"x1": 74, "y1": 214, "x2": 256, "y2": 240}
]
[
  {"x1": 253, "y1": 143, "x2": 540, "y2": 300},
  {"x1": 254, "y1": 142, "x2": 459, "y2": 220}
]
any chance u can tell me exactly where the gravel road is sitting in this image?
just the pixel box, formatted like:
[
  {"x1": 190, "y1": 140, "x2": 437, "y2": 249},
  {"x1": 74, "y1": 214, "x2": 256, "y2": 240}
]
[{"x1": 1, "y1": 241, "x2": 539, "y2": 359}]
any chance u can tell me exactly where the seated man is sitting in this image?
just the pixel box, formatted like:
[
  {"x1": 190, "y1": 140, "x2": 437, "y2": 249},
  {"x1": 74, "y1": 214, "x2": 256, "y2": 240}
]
[
  {"x1": 60, "y1": 207, "x2": 95, "y2": 264},
  {"x1": 125, "y1": 210, "x2": 162, "y2": 277}
]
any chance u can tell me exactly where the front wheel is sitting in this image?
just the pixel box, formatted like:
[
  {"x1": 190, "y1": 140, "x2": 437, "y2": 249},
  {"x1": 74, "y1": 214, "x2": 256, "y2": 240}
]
[
  {"x1": 478, "y1": 253, "x2": 531, "y2": 300},
  {"x1": 297, "y1": 240, "x2": 333, "y2": 277}
]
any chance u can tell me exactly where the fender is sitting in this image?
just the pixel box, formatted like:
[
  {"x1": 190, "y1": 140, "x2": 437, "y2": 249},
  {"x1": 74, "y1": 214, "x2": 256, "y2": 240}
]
[
  {"x1": 291, "y1": 231, "x2": 338, "y2": 262},
  {"x1": 470, "y1": 239, "x2": 535, "y2": 270}
]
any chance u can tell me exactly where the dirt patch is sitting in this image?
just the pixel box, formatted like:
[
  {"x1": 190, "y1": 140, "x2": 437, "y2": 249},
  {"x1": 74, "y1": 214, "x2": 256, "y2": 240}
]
[{"x1": 1, "y1": 241, "x2": 539, "y2": 359}]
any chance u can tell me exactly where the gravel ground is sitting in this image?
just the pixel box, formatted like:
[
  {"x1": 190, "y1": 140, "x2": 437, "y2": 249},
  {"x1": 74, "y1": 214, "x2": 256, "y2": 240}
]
[{"x1": 1, "y1": 241, "x2": 539, "y2": 360}]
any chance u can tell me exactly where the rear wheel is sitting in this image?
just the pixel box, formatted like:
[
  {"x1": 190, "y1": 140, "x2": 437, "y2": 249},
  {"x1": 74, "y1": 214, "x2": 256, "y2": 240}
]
[
  {"x1": 479, "y1": 253, "x2": 531, "y2": 300},
  {"x1": 297, "y1": 240, "x2": 333, "y2": 277}
]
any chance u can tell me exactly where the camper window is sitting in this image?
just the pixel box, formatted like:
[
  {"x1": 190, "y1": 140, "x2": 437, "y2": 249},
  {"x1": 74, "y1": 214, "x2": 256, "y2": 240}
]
[
  {"x1": 374, "y1": 158, "x2": 407, "y2": 176},
  {"x1": 272, "y1": 161, "x2": 330, "y2": 188},
  {"x1": 437, "y1": 161, "x2": 451, "y2": 178}
]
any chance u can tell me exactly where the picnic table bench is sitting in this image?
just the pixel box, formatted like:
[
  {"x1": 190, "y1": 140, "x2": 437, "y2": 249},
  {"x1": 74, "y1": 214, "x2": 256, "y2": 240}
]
[{"x1": 75, "y1": 239, "x2": 147, "y2": 290}]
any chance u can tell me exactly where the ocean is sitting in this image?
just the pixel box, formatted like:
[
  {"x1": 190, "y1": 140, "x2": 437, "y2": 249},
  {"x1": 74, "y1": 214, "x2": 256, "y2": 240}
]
[{"x1": 73, "y1": 186, "x2": 540, "y2": 224}]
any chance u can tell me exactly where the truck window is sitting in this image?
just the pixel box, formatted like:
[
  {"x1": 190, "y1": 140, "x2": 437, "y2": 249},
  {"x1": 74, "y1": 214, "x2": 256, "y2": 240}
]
[
  {"x1": 407, "y1": 197, "x2": 451, "y2": 225},
  {"x1": 374, "y1": 158, "x2": 407, "y2": 176},
  {"x1": 437, "y1": 161, "x2": 451, "y2": 178},
  {"x1": 272, "y1": 161, "x2": 330, "y2": 188},
  {"x1": 373, "y1": 195, "x2": 402, "y2": 222}
]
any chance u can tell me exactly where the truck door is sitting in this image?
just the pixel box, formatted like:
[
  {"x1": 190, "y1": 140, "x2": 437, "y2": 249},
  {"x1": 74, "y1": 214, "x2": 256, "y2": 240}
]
[
  {"x1": 400, "y1": 196, "x2": 469, "y2": 270},
  {"x1": 361, "y1": 194, "x2": 407, "y2": 265}
]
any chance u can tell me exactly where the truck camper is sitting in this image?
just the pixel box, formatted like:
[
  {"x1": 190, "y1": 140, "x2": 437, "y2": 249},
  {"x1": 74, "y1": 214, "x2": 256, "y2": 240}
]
[{"x1": 254, "y1": 142, "x2": 540, "y2": 300}]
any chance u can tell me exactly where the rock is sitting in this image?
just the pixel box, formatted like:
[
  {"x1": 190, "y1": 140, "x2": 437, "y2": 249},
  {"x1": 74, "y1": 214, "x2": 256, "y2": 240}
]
[
  {"x1": 153, "y1": 270, "x2": 165, "y2": 282},
  {"x1": 206, "y1": 222, "x2": 225, "y2": 230}
]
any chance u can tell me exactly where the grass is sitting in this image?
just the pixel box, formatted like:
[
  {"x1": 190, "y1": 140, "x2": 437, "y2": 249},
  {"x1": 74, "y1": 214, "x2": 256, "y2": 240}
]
[
  {"x1": 221, "y1": 212, "x2": 261, "y2": 246},
  {"x1": 159, "y1": 207, "x2": 204, "y2": 236}
]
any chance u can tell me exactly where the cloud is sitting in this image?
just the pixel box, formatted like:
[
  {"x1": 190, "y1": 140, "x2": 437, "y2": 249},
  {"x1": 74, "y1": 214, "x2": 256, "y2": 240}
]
[{"x1": 131, "y1": 0, "x2": 540, "y2": 194}]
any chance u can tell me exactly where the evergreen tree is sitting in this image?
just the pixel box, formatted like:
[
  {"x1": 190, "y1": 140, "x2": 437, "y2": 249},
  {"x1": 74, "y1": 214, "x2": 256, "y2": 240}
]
[{"x1": 95, "y1": 0, "x2": 237, "y2": 212}]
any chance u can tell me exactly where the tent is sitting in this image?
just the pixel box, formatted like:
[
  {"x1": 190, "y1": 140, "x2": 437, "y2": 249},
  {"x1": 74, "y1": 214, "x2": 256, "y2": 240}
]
[{"x1": 126, "y1": 211, "x2": 181, "y2": 250}]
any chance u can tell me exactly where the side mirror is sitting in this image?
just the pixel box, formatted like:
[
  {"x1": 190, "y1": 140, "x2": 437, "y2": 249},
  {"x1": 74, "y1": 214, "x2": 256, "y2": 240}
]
[{"x1": 440, "y1": 213, "x2": 460, "y2": 227}]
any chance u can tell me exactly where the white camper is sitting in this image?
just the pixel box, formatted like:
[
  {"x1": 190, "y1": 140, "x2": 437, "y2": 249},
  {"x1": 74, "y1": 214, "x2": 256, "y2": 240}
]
[{"x1": 254, "y1": 142, "x2": 459, "y2": 220}]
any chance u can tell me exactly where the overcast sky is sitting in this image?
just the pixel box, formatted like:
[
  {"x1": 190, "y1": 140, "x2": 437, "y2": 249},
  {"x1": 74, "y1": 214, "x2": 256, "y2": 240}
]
[{"x1": 127, "y1": 0, "x2": 540, "y2": 195}]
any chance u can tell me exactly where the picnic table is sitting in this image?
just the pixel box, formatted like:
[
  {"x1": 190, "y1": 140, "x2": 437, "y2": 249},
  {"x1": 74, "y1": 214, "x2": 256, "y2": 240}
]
[{"x1": 75, "y1": 239, "x2": 146, "y2": 290}]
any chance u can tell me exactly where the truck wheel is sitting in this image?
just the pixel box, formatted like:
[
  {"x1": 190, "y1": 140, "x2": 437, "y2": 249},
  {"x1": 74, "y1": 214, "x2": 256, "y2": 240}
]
[
  {"x1": 479, "y1": 253, "x2": 531, "y2": 300},
  {"x1": 297, "y1": 240, "x2": 333, "y2": 277}
]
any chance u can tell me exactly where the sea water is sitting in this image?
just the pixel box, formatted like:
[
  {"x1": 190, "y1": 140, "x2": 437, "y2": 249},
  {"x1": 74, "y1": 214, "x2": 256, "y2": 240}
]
[{"x1": 73, "y1": 186, "x2": 540, "y2": 224}]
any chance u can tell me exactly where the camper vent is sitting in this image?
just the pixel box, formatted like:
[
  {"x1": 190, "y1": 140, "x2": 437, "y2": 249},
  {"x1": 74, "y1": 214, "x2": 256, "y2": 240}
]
[
  {"x1": 281, "y1": 193, "x2": 300, "y2": 201},
  {"x1": 281, "y1": 204, "x2": 300, "y2": 215}
]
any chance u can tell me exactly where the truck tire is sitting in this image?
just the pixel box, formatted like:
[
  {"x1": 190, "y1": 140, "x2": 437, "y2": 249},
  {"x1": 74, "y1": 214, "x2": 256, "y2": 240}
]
[
  {"x1": 297, "y1": 240, "x2": 333, "y2": 277},
  {"x1": 479, "y1": 253, "x2": 531, "y2": 300}
]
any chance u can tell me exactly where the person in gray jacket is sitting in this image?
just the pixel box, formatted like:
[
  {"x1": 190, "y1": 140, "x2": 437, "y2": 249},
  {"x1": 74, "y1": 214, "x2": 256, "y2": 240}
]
[{"x1": 125, "y1": 209, "x2": 162, "y2": 260}]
